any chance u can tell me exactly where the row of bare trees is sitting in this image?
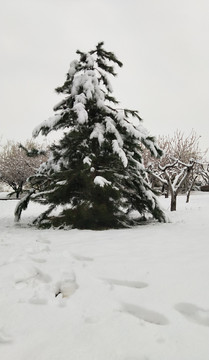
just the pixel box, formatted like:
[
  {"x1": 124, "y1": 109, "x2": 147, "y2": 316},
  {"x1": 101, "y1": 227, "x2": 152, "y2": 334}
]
[{"x1": 143, "y1": 130, "x2": 209, "y2": 211}]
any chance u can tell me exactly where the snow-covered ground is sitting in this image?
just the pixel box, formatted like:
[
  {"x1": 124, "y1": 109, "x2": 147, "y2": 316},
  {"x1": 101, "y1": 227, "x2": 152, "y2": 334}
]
[
  {"x1": 0, "y1": 192, "x2": 209, "y2": 360},
  {"x1": 0, "y1": 192, "x2": 10, "y2": 200}
]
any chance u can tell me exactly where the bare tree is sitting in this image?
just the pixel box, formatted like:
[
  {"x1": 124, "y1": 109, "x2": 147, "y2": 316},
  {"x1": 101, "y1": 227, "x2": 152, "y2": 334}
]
[
  {"x1": 198, "y1": 163, "x2": 209, "y2": 185},
  {"x1": 148, "y1": 159, "x2": 195, "y2": 211},
  {"x1": 0, "y1": 140, "x2": 47, "y2": 198},
  {"x1": 145, "y1": 130, "x2": 208, "y2": 210}
]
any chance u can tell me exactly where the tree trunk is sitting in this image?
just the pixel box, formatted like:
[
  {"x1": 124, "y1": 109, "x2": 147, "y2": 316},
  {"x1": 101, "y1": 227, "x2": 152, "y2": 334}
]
[
  {"x1": 16, "y1": 182, "x2": 23, "y2": 199},
  {"x1": 186, "y1": 176, "x2": 198, "y2": 203},
  {"x1": 170, "y1": 194, "x2": 177, "y2": 211},
  {"x1": 162, "y1": 184, "x2": 169, "y2": 198},
  {"x1": 165, "y1": 187, "x2": 169, "y2": 198}
]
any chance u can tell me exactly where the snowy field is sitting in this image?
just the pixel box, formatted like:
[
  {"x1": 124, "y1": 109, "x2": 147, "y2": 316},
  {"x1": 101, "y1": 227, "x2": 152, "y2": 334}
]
[{"x1": 0, "y1": 193, "x2": 209, "y2": 360}]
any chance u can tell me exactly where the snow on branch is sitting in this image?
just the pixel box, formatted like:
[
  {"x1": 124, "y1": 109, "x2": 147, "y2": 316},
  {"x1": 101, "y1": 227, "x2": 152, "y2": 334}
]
[
  {"x1": 112, "y1": 140, "x2": 128, "y2": 167},
  {"x1": 73, "y1": 102, "x2": 88, "y2": 124},
  {"x1": 94, "y1": 176, "x2": 111, "y2": 187},
  {"x1": 90, "y1": 123, "x2": 105, "y2": 146},
  {"x1": 105, "y1": 117, "x2": 123, "y2": 146},
  {"x1": 33, "y1": 205, "x2": 56, "y2": 226},
  {"x1": 159, "y1": 159, "x2": 178, "y2": 172},
  {"x1": 32, "y1": 114, "x2": 63, "y2": 137},
  {"x1": 53, "y1": 96, "x2": 71, "y2": 111}
]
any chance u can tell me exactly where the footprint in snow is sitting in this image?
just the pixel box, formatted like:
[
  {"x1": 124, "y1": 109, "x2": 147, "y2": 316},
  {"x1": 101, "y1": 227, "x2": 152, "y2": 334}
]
[
  {"x1": 29, "y1": 288, "x2": 49, "y2": 305},
  {"x1": 30, "y1": 256, "x2": 47, "y2": 264},
  {"x1": 26, "y1": 244, "x2": 50, "y2": 255},
  {"x1": 72, "y1": 253, "x2": 94, "y2": 262},
  {"x1": 122, "y1": 303, "x2": 169, "y2": 326},
  {"x1": 14, "y1": 266, "x2": 52, "y2": 288},
  {"x1": 36, "y1": 238, "x2": 51, "y2": 244},
  {"x1": 103, "y1": 278, "x2": 148, "y2": 289},
  {"x1": 0, "y1": 328, "x2": 13, "y2": 344},
  {"x1": 54, "y1": 270, "x2": 78, "y2": 298},
  {"x1": 175, "y1": 302, "x2": 209, "y2": 327}
]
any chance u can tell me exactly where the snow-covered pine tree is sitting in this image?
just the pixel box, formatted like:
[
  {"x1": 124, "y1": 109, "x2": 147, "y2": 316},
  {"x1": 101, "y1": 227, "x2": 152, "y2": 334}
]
[{"x1": 15, "y1": 42, "x2": 166, "y2": 229}]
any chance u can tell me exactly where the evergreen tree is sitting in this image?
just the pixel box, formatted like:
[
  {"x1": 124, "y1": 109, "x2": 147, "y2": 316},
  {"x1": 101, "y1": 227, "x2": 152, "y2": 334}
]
[{"x1": 15, "y1": 42, "x2": 166, "y2": 229}]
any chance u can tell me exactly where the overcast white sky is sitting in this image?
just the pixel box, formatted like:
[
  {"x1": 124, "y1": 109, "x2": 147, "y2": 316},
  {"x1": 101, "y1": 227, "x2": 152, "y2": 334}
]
[{"x1": 1, "y1": 0, "x2": 209, "y2": 150}]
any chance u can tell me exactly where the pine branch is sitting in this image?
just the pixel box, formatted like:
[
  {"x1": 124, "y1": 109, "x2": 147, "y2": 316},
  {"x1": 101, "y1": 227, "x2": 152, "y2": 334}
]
[
  {"x1": 19, "y1": 144, "x2": 46, "y2": 157},
  {"x1": 124, "y1": 109, "x2": 142, "y2": 121},
  {"x1": 14, "y1": 189, "x2": 35, "y2": 222},
  {"x1": 33, "y1": 205, "x2": 56, "y2": 225}
]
